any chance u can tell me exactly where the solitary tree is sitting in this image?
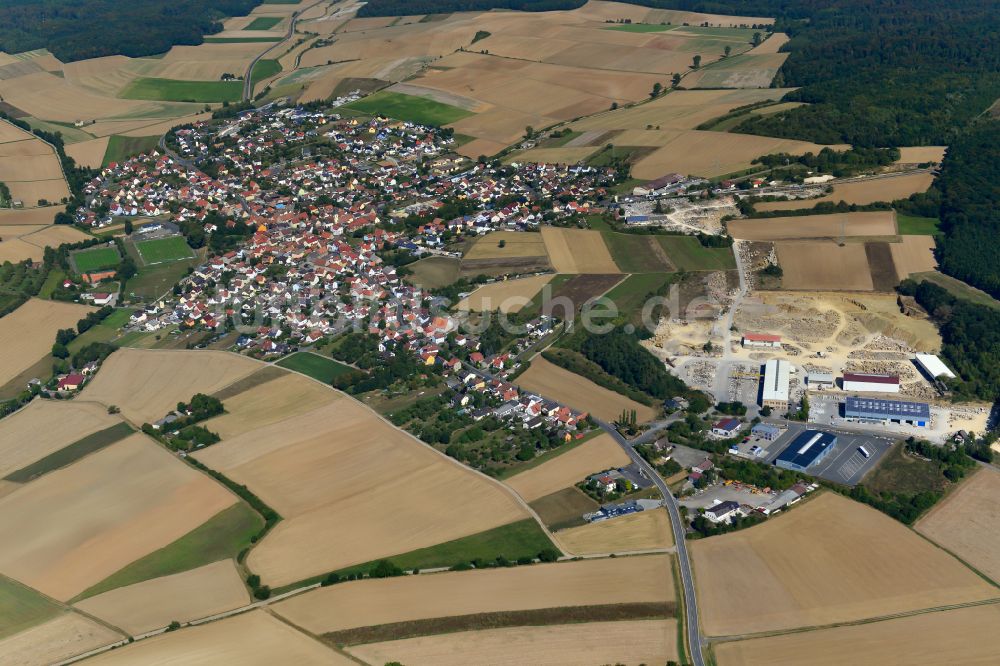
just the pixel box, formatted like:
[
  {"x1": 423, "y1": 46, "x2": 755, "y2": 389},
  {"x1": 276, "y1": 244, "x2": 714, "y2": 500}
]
[
  {"x1": 123, "y1": 219, "x2": 133, "y2": 235},
  {"x1": 692, "y1": 54, "x2": 702, "y2": 69},
  {"x1": 724, "y1": 45, "x2": 732, "y2": 57},
  {"x1": 524, "y1": 125, "x2": 534, "y2": 139},
  {"x1": 650, "y1": 82, "x2": 662, "y2": 98},
  {"x1": 752, "y1": 31, "x2": 763, "y2": 46},
  {"x1": 671, "y1": 72, "x2": 682, "y2": 87}
]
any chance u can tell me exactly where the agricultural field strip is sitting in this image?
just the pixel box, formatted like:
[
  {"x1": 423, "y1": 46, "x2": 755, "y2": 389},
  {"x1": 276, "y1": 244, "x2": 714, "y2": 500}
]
[{"x1": 505, "y1": 432, "x2": 634, "y2": 502}]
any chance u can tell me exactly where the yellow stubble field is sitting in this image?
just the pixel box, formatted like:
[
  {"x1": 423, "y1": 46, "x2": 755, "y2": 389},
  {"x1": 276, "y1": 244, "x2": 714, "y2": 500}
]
[
  {"x1": 775, "y1": 241, "x2": 875, "y2": 291},
  {"x1": 194, "y1": 395, "x2": 530, "y2": 587},
  {"x1": 516, "y1": 358, "x2": 655, "y2": 423},
  {"x1": 554, "y1": 508, "x2": 673, "y2": 554},
  {"x1": 890, "y1": 234, "x2": 937, "y2": 278},
  {"x1": 464, "y1": 230, "x2": 548, "y2": 260},
  {"x1": 0, "y1": 612, "x2": 122, "y2": 666},
  {"x1": 728, "y1": 211, "x2": 898, "y2": 240},
  {"x1": 0, "y1": 299, "x2": 94, "y2": 388},
  {"x1": 505, "y1": 431, "x2": 633, "y2": 502},
  {"x1": 755, "y1": 173, "x2": 935, "y2": 211},
  {"x1": 455, "y1": 274, "x2": 553, "y2": 313},
  {"x1": 690, "y1": 492, "x2": 997, "y2": 637},
  {"x1": 540, "y1": 227, "x2": 619, "y2": 273},
  {"x1": 0, "y1": 433, "x2": 237, "y2": 601}
]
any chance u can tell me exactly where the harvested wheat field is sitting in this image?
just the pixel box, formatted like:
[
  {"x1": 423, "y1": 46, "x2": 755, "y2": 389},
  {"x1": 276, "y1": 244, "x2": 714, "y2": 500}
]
[
  {"x1": 896, "y1": 146, "x2": 947, "y2": 164},
  {"x1": 541, "y1": 227, "x2": 619, "y2": 273},
  {"x1": 506, "y1": 432, "x2": 633, "y2": 502},
  {"x1": 81, "y1": 349, "x2": 259, "y2": 424},
  {"x1": 776, "y1": 241, "x2": 875, "y2": 291},
  {"x1": 195, "y1": 396, "x2": 529, "y2": 587},
  {"x1": 87, "y1": 610, "x2": 352, "y2": 666},
  {"x1": 728, "y1": 211, "x2": 897, "y2": 240},
  {"x1": 0, "y1": 434, "x2": 236, "y2": 601},
  {"x1": 0, "y1": 611, "x2": 122, "y2": 666},
  {"x1": 0, "y1": 298, "x2": 94, "y2": 387},
  {"x1": 465, "y1": 231, "x2": 547, "y2": 260},
  {"x1": 714, "y1": 603, "x2": 1000, "y2": 666},
  {"x1": 65, "y1": 137, "x2": 110, "y2": 168},
  {"x1": 275, "y1": 555, "x2": 672, "y2": 634},
  {"x1": 691, "y1": 492, "x2": 996, "y2": 637},
  {"x1": 0, "y1": 206, "x2": 60, "y2": 226},
  {"x1": 456, "y1": 274, "x2": 553, "y2": 313},
  {"x1": 0, "y1": 222, "x2": 95, "y2": 262},
  {"x1": 916, "y1": 468, "x2": 1000, "y2": 585},
  {"x1": 890, "y1": 235, "x2": 937, "y2": 278},
  {"x1": 517, "y1": 357, "x2": 654, "y2": 423},
  {"x1": 0, "y1": 400, "x2": 120, "y2": 479},
  {"x1": 747, "y1": 31, "x2": 790, "y2": 54},
  {"x1": 204, "y1": 371, "x2": 336, "y2": 440},
  {"x1": 555, "y1": 508, "x2": 673, "y2": 554},
  {"x1": 75, "y1": 560, "x2": 250, "y2": 635},
  {"x1": 756, "y1": 173, "x2": 934, "y2": 211},
  {"x1": 349, "y1": 619, "x2": 677, "y2": 666}
]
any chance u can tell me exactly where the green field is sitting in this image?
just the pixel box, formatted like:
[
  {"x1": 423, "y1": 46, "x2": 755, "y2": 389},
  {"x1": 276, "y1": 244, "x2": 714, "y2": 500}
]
[
  {"x1": 677, "y1": 26, "x2": 759, "y2": 38},
  {"x1": 0, "y1": 576, "x2": 61, "y2": 640},
  {"x1": 657, "y1": 235, "x2": 736, "y2": 271},
  {"x1": 204, "y1": 36, "x2": 282, "y2": 43},
  {"x1": 607, "y1": 23, "x2": 675, "y2": 33},
  {"x1": 602, "y1": 273, "x2": 675, "y2": 320},
  {"x1": 912, "y1": 271, "x2": 1000, "y2": 309},
  {"x1": 251, "y1": 59, "x2": 283, "y2": 88},
  {"x1": 602, "y1": 232, "x2": 671, "y2": 273},
  {"x1": 406, "y1": 256, "x2": 460, "y2": 289},
  {"x1": 344, "y1": 91, "x2": 474, "y2": 127},
  {"x1": 273, "y1": 519, "x2": 556, "y2": 594},
  {"x1": 276, "y1": 351, "x2": 356, "y2": 383},
  {"x1": 4, "y1": 422, "x2": 133, "y2": 483},
  {"x1": 67, "y1": 307, "x2": 132, "y2": 354},
  {"x1": 135, "y1": 235, "x2": 195, "y2": 264},
  {"x1": 73, "y1": 502, "x2": 264, "y2": 602},
  {"x1": 120, "y1": 77, "x2": 243, "y2": 103},
  {"x1": 102, "y1": 135, "x2": 160, "y2": 167},
  {"x1": 246, "y1": 16, "x2": 283, "y2": 30},
  {"x1": 896, "y1": 214, "x2": 941, "y2": 235},
  {"x1": 37, "y1": 269, "x2": 65, "y2": 298},
  {"x1": 72, "y1": 246, "x2": 120, "y2": 273},
  {"x1": 125, "y1": 248, "x2": 202, "y2": 300}
]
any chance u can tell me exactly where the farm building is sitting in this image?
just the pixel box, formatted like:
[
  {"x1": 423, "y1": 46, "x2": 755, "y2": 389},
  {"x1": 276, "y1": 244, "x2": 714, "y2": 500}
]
[
  {"x1": 843, "y1": 396, "x2": 930, "y2": 427},
  {"x1": 742, "y1": 333, "x2": 782, "y2": 349},
  {"x1": 751, "y1": 423, "x2": 781, "y2": 441},
  {"x1": 914, "y1": 353, "x2": 957, "y2": 380},
  {"x1": 842, "y1": 373, "x2": 900, "y2": 393},
  {"x1": 774, "y1": 430, "x2": 837, "y2": 472},
  {"x1": 712, "y1": 417, "x2": 741, "y2": 437},
  {"x1": 761, "y1": 359, "x2": 791, "y2": 411},
  {"x1": 807, "y1": 372, "x2": 835, "y2": 389},
  {"x1": 704, "y1": 500, "x2": 741, "y2": 524},
  {"x1": 57, "y1": 373, "x2": 86, "y2": 391}
]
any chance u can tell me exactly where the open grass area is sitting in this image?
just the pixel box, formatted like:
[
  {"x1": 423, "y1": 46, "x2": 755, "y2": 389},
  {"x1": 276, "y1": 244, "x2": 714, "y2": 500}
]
[
  {"x1": 273, "y1": 519, "x2": 555, "y2": 594},
  {"x1": 3, "y1": 422, "x2": 133, "y2": 484},
  {"x1": 72, "y1": 246, "x2": 120, "y2": 273},
  {"x1": 897, "y1": 214, "x2": 941, "y2": 235},
  {"x1": 37, "y1": 269, "x2": 65, "y2": 299},
  {"x1": 656, "y1": 235, "x2": 736, "y2": 271},
  {"x1": 344, "y1": 91, "x2": 474, "y2": 127},
  {"x1": 246, "y1": 16, "x2": 283, "y2": 30},
  {"x1": 125, "y1": 249, "x2": 202, "y2": 301},
  {"x1": 602, "y1": 232, "x2": 671, "y2": 273},
  {"x1": 135, "y1": 236, "x2": 195, "y2": 265},
  {"x1": 0, "y1": 575, "x2": 61, "y2": 640},
  {"x1": 66, "y1": 308, "x2": 131, "y2": 354},
  {"x1": 912, "y1": 271, "x2": 1000, "y2": 309},
  {"x1": 251, "y1": 59, "x2": 283, "y2": 86},
  {"x1": 602, "y1": 273, "x2": 675, "y2": 322},
  {"x1": 204, "y1": 36, "x2": 283, "y2": 43},
  {"x1": 120, "y1": 77, "x2": 243, "y2": 103},
  {"x1": 606, "y1": 23, "x2": 675, "y2": 33},
  {"x1": 72, "y1": 501, "x2": 264, "y2": 602},
  {"x1": 406, "y1": 256, "x2": 460, "y2": 289},
  {"x1": 102, "y1": 135, "x2": 160, "y2": 167},
  {"x1": 865, "y1": 442, "x2": 951, "y2": 496},
  {"x1": 529, "y1": 487, "x2": 598, "y2": 531},
  {"x1": 276, "y1": 351, "x2": 356, "y2": 383}
]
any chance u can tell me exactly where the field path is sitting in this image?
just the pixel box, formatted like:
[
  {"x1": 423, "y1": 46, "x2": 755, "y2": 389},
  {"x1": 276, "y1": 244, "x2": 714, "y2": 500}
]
[{"x1": 242, "y1": 0, "x2": 331, "y2": 100}]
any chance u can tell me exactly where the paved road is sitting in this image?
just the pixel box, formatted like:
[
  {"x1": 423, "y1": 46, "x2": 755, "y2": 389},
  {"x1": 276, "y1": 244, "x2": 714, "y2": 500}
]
[
  {"x1": 241, "y1": 1, "x2": 325, "y2": 101},
  {"x1": 595, "y1": 418, "x2": 705, "y2": 666}
]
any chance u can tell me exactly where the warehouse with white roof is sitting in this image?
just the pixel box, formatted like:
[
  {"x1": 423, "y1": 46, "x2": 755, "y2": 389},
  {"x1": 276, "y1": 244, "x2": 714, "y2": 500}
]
[
  {"x1": 761, "y1": 359, "x2": 791, "y2": 411},
  {"x1": 914, "y1": 353, "x2": 956, "y2": 380}
]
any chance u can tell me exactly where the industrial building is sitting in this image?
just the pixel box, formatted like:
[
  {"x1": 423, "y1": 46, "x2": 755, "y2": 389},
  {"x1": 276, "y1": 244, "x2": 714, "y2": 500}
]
[
  {"x1": 742, "y1": 333, "x2": 782, "y2": 349},
  {"x1": 843, "y1": 396, "x2": 930, "y2": 427},
  {"x1": 842, "y1": 372, "x2": 900, "y2": 393},
  {"x1": 761, "y1": 359, "x2": 791, "y2": 411},
  {"x1": 807, "y1": 372, "x2": 835, "y2": 389},
  {"x1": 914, "y1": 353, "x2": 957, "y2": 380},
  {"x1": 774, "y1": 430, "x2": 837, "y2": 472},
  {"x1": 751, "y1": 423, "x2": 782, "y2": 441}
]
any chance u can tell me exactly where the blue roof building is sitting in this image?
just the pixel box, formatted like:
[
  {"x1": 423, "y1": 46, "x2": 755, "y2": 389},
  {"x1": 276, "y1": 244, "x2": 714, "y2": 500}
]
[
  {"x1": 774, "y1": 430, "x2": 837, "y2": 472},
  {"x1": 844, "y1": 397, "x2": 930, "y2": 427}
]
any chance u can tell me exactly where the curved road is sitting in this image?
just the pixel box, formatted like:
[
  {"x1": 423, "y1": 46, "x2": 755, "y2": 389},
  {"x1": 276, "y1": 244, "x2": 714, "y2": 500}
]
[
  {"x1": 241, "y1": 0, "x2": 327, "y2": 101},
  {"x1": 595, "y1": 418, "x2": 705, "y2": 666}
]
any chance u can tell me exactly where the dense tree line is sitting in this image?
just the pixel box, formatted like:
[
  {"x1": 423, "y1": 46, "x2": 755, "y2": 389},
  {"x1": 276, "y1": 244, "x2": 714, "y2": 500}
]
[
  {"x1": 358, "y1": 0, "x2": 583, "y2": 18},
  {"x1": 0, "y1": 0, "x2": 265, "y2": 62},
  {"x1": 578, "y1": 327, "x2": 687, "y2": 400},
  {"x1": 752, "y1": 147, "x2": 899, "y2": 178}
]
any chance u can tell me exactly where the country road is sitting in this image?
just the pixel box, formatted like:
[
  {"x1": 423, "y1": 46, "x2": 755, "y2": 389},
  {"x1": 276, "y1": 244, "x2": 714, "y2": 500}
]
[
  {"x1": 595, "y1": 417, "x2": 705, "y2": 666},
  {"x1": 241, "y1": 0, "x2": 327, "y2": 101}
]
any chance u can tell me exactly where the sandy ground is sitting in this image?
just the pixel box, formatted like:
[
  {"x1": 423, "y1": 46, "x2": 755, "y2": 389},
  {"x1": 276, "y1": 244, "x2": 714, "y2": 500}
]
[
  {"x1": 916, "y1": 468, "x2": 1000, "y2": 585},
  {"x1": 890, "y1": 235, "x2": 937, "y2": 278},
  {"x1": 0, "y1": 434, "x2": 237, "y2": 601},
  {"x1": 75, "y1": 560, "x2": 250, "y2": 635},
  {"x1": 517, "y1": 358, "x2": 655, "y2": 423},
  {"x1": 348, "y1": 619, "x2": 678, "y2": 666},
  {"x1": 896, "y1": 146, "x2": 947, "y2": 164},
  {"x1": 0, "y1": 611, "x2": 122, "y2": 666},
  {"x1": 691, "y1": 492, "x2": 997, "y2": 637},
  {"x1": 464, "y1": 231, "x2": 547, "y2": 260},
  {"x1": 755, "y1": 173, "x2": 934, "y2": 211},
  {"x1": 555, "y1": 508, "x2": 674, "y2": 554},
  {"x1": 204, "y1": 371, "x2": 337, "y2": 440},
  {"x1": 456, "y1": 274, "x2": 553, "y2": 313},
  {"x1": 80, "y1": 349, "x2": 260, "y2": 424},
  {"x1": 714, "y1": 603, "x2": 1000, "y2": 666},
  {"x1": 728, "y1": 211, "x2": 897, "y2": 240},
  {"x1": 506, "y1": 432, "x2": 633, "y2": 502},
  {"x1": 541, "y1": 227, "x2": 619, "y2": 274},
  {"x1": 195, "y1": 395, "x2": 529, "y2": 587},
  {"x1": 0, "y1": 400, "x2": 121, "y2": 478},
  {"x1": 0, "y1": 298, "x2": 94, "y2": 387},
  {"x1": 65, "y1": 137, "x2": 110, "y2": 168},
  {"x1": 86, "y1": 610, "x2": 353, "y2": 665},
  {"x1": 775, "y1": 240, "x2": 875, "y2": 291},
  {"x1": 274, "y1": 555, "x2": 673, "y2": 634}
]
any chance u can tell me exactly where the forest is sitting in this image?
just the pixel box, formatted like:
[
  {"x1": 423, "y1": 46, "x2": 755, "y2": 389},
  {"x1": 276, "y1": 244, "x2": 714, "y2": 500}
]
[{"x1": 0, "y1": 0, "x2": 264, "y2": 61}]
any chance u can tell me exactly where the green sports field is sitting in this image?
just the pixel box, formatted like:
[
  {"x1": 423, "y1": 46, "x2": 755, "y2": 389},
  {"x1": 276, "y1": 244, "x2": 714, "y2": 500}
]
[
  {"x1": 344, "y1": 91, "x2": 474, "y2": 127},
  {"x1": 72, "y1": 246, "x2": 121, "y2": 273},
  {"x1": 135, "y1": 236, "x2": 195, "y2": 264},
  {"x1": 120, "y1": 77, "x2": 243, "y2": 103}
]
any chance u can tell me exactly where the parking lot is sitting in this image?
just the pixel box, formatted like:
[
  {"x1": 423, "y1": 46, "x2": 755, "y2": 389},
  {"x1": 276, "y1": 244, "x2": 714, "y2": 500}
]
[{"x1": 759, "y1": 421, "x2": 892, "y2": 486}]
